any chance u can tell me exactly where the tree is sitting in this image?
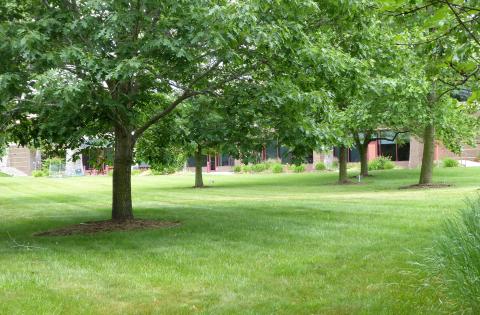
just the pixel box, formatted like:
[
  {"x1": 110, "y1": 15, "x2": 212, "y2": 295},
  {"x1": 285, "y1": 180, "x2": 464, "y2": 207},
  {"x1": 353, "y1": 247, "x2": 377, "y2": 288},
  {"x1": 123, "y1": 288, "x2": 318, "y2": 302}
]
[
  {"x1": 11, "y1": 0, "x2": 320, "y2": 221},
  {"x1": 383, "y1": 1, "x2": 480, "y2": 184},
  {"x1": 299, "y1": 1, "x2": 418, "y2": 182}
]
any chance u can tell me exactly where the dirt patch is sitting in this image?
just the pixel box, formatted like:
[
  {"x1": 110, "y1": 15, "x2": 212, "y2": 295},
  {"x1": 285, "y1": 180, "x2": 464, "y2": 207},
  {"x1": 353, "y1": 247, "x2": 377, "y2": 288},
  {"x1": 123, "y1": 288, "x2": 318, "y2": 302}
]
[
  {"x1": 34, "y1": 219, "x2": 181, "y2": 237},
  {"x1": 399, "y1": 183, "x2": 452, "y2": 190}
]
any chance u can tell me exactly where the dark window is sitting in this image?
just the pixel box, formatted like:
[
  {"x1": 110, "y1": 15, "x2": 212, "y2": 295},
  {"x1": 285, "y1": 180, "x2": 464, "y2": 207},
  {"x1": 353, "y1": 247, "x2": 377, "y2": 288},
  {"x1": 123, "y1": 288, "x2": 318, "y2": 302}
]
[
  {"x1": 377, "y1": 131, "x2": 410, "y2": 161},
  {"x1": 349, "y1": 147, "x2": 360, "y2": 162},
  {"x1": 187, "y1": 155, "x2": 207, "y2": 167},
  {"x1": 221, "y1": 154, "x2": 234, "y2": 166},
  {"x1": 266, "y1": 141, "x2": 279, "y2": 160},
  {"x1": 280, "y1": 146, "x2": 292, "y2": 164},
  {"x1": 305, "y1": 151, "x2": 314, "y2": 164},
  {"x1": 397, "y1": 143, "x2": 410, "y2": 161}
]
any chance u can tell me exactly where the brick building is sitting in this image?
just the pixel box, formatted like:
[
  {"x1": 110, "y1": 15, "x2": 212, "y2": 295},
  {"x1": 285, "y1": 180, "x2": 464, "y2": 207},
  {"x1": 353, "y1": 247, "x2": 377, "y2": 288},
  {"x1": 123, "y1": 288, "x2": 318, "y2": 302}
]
[
  {"x1": 185, "y1": 133, "x2": 480, "y2": 173},
  {"x1": 0, "y1": 145, "x2": 41, "y2": 176}
]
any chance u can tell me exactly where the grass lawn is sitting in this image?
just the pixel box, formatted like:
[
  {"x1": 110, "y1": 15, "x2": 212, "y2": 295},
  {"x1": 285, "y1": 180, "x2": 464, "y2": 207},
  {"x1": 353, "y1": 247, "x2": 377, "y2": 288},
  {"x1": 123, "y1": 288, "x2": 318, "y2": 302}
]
[{"x1": 1, "y1": 168, "x2": 478, "y2": 314}]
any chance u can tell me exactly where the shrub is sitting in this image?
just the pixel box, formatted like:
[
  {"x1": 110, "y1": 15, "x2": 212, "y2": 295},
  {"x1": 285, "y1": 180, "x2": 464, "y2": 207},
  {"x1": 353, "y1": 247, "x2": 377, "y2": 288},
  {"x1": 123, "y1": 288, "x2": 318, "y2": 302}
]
[
  {"x1": 242, "y1": 165, "x2": 252, "y2": 173},
  {"x1": 442, "y1": 158, "x2": 459, "y2": 168},
  {"x1": 331, "y1": 161, "x2": 339, "y2": 169},
  {"x1": 315, "y1": 162, "x2": 326, "y2": 171},
  {"x1": 32, "y1": 170, "x2": 47, "y2": 177},
  {"x1": 252, "y1": 163, "x2": 267, "y2": 173},
  {"x1": 423, "y1": 197, "x2": 480, "y2": 312},
  {"x1": 291, "y1": 164, "x2": 306, "y2": 173},
  {"x1": 271, "y1": 163, "x2": 284, "y2": 173},
  {"x1": 368, "y1": 156, "x2": 395, "y2": 171},
  {"x1": 233, "y1": 165, "x2": 242, "y2": 173}
]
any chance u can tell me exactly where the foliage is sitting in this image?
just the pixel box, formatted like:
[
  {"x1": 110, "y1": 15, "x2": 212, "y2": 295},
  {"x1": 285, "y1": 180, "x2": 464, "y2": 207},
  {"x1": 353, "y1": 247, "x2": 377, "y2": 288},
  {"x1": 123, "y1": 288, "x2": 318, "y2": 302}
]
[
  {"x1": 233, "y1": 165, "x2": 242, "y2": 173},
  {"x1": 315, "y1": 162, "x2": 326, "y2": 171},
  {"x1": 290, "y1": 164, "x2": 306, "y2": 173},
  {"x1": 368, "y1": 156, "x2": 395, "y2": 171},
  {"x1": 442, "y1": 158, "x2": 460, "y2": 168},
  {"x1": 32, "y1": 170, "x2": 47, "y2": 177},
  {"x1": 41, "y1": 157, "x2": 65, "y2": 175},
  {"x1": 251, "y1": 163, "x2": 268, "y2": 173},
  {"x1": 242, "y1": 165, "x2": 252, "y2": 173},
  {"x1": 6, "y1": 0, "x2": 320, "y2": 218},
  {"x1": 424, "y1": 196, "x2": 480, "y2": 312},
  {"x1": 271, "y1": 163, "x2": 284, "y2": 173}
]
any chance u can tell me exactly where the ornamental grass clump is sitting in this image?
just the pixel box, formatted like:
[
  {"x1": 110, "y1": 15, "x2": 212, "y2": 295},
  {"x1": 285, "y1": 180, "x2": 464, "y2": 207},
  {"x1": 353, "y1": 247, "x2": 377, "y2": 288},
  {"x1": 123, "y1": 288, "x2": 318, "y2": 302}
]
[{"x1": 424, "y1": 197, "x2": 480, "y2": 312}]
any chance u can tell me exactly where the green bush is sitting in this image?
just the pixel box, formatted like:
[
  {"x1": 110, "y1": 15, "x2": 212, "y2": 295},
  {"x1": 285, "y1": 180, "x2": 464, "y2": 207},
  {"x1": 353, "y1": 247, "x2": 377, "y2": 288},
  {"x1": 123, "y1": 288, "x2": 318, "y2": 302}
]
[
  {"x1": 242, "y1": 165, "x2": 252, "y2": 173},
  {"x1": 442, "y1": 158, "x2": 459, "y2": 168},
  {"x1": 233, "y1": 165, "x2": 242, "y2": 173},
  {"x1": 291, "y1": 164, "x2": 306, "y2": 173},
  {"x1": 252, "y1": 163, "x2": 267, "y2": 173},
  {"x1": 423, "y1": 197, "x2": 480, "y2": 312},
  {"x1": 368, "y1": 156, "x2": 395, "y2": 171},
  {"x1": 271, "y1": 163, "x2": 284, "y2": 173},
  {"x1": 32, "y1": 170, "x2": 47, "y2": 177},
  {"x1": 315, "y1": 162, "x2": 326, "y2": 171}
]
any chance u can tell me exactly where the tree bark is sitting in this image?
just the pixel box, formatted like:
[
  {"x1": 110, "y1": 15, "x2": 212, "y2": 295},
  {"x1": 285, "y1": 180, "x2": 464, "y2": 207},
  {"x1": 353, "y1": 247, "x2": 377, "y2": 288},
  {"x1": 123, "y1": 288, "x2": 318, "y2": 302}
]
[
  {"x1": 112, "y1": 127, "x2": 134, "y2": 221},
  {"x1": 419, "y1": 123, "x2": 435, "y2": 185},
  {"x1": 194, "y1": 147, "x2": 204, "y2": 188},
  {"x1": 338, "y1": 146, "x2": 349, "y2": 184},
  {"x1": 354, "y1": 133, "x2": 370, "y2": 177},
  {"x1": 359, "y1": 143, "x2": 369, "y2": 177}
]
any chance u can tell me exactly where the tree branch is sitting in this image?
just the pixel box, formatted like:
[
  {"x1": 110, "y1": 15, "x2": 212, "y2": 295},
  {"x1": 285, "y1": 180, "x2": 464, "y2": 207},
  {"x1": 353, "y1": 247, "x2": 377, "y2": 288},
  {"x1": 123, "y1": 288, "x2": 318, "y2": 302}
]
[
  {"x1": 133, "y1": 91, "x2": 195, "y2": 140},
  {"x1": 370, "y1": 131, "x2": 410, "y2": 143},
  {"x1": 444, "y1": 0, "x2": 480, "y2": 47}
]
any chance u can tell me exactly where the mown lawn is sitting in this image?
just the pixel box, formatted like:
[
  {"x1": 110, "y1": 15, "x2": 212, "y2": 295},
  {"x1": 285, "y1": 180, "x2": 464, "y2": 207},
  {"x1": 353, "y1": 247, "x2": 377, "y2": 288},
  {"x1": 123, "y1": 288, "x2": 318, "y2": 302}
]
[{"x1": 1, "y1": 168, "x2": 478, "y2": 314}]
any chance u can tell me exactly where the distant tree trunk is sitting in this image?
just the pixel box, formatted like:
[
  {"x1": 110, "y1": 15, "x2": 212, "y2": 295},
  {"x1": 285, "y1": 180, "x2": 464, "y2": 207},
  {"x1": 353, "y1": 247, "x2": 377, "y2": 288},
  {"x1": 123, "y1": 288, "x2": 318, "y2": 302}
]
[
  {"x1": 419, "y1": 123, "x2": 435, "y2": 185},
  {"x1": 112, "y1": 127, "x2": 134, "y2": 221},
  {"x1": 194, "y1": 146, "x2": 204, "y2": 188},
  {"x1": 354, "y1": 133, "x2": 370, "y2": 177},
  {"x1": 338, "y1": 146, "x2": 349, "y2": 184},
  {"x1": 359, "y1": 143, "x2": 369, "y2": 177}
]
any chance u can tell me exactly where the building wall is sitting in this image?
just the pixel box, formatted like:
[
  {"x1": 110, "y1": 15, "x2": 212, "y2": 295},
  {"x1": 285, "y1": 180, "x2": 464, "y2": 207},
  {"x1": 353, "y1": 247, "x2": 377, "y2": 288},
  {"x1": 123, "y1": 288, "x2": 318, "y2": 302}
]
[{"x1": 4, "y1": 145, "x2": 40, "y2": 175}]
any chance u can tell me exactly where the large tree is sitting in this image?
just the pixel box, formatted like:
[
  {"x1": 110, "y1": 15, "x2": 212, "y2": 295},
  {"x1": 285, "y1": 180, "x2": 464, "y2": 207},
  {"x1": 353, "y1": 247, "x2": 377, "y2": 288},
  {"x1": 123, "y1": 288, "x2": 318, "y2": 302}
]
[
  {"x1": 10, "y1": 0, "x2": 319, "y2": 221},
  {"x1": 384, "y1": 0, "x2": 480, "y2": 185}
]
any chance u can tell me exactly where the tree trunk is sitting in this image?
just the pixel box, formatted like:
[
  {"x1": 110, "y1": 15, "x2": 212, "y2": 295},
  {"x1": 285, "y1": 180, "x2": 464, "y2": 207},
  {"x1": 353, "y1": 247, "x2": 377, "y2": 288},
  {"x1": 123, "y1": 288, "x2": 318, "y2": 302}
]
[
  {"x1": 419, "y1": 123, "x2": 435, "y2": 185},
  {"x1": 194, "y1": 147, "x2": 204, "y2": 188},
  {"x1": 359, "y1": 143, "x2": 369, "y2": 177},
  {"x1": 354, "y1": 133, "x2": 370, "y2": 177},
  {"x1": 112, "y1": 127, "x2": 134, "y2": 221},
  {"x1": 338, "y1": 146, "x2": 349, "y2": 184}
]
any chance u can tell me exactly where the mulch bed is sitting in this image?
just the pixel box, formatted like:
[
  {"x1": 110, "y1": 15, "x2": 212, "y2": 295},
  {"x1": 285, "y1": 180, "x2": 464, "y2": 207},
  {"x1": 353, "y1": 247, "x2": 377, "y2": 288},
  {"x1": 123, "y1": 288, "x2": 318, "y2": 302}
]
[
  {"x1": 34, "y1": 219, "x2": 181, "y2": 237},
  {"x1": 399, "y1": 183, "x2": 452, "y2": 190}
]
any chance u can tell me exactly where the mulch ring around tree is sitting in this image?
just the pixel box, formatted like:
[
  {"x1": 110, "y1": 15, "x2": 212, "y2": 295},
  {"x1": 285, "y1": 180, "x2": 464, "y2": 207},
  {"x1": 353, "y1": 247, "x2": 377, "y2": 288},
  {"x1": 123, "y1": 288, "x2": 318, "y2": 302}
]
[
  {"x1": 399, "y1": 183, "x2": 453, "y2": 190},
  {"x1": 34, "y1": 219, "x2": 181, "y2": 237}
]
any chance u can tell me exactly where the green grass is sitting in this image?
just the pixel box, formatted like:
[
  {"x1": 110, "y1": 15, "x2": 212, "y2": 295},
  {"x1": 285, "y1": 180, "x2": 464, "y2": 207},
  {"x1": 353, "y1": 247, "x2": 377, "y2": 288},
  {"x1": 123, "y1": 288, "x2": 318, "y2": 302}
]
[
  {"x1": 1, "y1": 168, "x2": 479, "y2": 314},
  {"x1": 0, "y1": 172, "x2": 10, "y2": 177}
]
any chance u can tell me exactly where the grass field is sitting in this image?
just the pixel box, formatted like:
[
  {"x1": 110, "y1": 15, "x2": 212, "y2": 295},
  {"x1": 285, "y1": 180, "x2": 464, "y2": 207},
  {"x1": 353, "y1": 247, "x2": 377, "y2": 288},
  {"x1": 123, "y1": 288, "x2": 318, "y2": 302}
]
[{"x1": 1, "y1": 168, "x2": 478, "y2": 314}]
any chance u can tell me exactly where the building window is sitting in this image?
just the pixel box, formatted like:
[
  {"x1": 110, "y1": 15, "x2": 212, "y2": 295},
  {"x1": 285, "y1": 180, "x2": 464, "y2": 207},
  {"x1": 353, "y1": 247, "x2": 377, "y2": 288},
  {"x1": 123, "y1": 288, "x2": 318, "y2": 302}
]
[{"x1": 377, "y1": 131, "x2": 410, "y2": 161}]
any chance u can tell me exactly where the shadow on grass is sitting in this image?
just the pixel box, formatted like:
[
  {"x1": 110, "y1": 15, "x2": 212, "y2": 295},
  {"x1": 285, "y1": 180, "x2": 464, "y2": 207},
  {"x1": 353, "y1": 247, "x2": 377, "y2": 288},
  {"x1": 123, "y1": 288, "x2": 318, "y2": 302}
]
[{"x1": 1, "y1": 202, "x2": 352, "y2": 254}]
